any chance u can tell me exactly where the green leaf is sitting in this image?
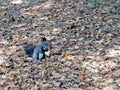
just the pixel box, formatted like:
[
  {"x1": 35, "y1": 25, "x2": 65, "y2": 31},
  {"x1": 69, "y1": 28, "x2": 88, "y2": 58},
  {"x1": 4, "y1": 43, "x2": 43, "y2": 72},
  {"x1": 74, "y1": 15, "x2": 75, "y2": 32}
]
[
  {"x1": 93, "y1": 0, "x2": 99, "y2": 6},
  {"x1": 113, "y1": 3, "x2": 119, "y2": 8},
  {"x1": 93, "y1": 0, "x2": 103, "y2": 8}
]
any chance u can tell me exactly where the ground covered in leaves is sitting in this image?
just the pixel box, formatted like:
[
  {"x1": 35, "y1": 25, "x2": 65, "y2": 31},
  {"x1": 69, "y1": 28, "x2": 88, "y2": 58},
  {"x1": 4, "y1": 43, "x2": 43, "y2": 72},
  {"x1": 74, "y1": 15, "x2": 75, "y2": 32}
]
[{"x1": 0, "y1": 0, "x2": 120, "y2": 90}]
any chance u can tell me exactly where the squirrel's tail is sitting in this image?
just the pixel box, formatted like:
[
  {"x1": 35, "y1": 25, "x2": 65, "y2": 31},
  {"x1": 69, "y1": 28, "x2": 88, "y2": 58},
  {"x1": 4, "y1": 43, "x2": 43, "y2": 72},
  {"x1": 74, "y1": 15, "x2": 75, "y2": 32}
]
[{"x1": 24, "y1": 44, "x2": 36, "y2": 57}]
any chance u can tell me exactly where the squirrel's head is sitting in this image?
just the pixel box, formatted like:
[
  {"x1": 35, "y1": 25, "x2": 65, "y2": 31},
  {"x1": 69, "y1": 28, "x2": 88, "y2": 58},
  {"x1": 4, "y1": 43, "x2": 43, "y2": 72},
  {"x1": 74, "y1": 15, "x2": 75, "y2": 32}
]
[
  {"x1": 41, "y1": 37, "x2": 48, "y2": 51},
  {"x1": 41, "y1": 37, "x2": 46, "y2": 42}
]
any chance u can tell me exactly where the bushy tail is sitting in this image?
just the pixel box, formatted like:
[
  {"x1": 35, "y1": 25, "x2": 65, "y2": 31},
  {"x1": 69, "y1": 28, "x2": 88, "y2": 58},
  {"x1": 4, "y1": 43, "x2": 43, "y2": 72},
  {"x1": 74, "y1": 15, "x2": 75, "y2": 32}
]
[{"x1": 24, "y1": 44, "x2": 36, "y2": 57}]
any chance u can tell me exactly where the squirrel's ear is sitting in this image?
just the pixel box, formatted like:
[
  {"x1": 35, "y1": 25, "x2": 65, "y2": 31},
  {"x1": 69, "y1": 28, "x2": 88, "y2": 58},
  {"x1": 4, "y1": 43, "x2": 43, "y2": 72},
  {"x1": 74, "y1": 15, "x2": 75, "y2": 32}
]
[{"x1": 41, "y1": 37, "x2": 46, "y2": 42}]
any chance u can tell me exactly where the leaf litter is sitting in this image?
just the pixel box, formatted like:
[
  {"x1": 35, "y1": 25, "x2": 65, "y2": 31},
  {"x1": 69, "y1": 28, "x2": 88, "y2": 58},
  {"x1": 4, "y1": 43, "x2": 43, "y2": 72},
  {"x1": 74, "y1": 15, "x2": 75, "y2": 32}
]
[{"x1": 0, "y1": 0, "x2": 120, "y2": 89}]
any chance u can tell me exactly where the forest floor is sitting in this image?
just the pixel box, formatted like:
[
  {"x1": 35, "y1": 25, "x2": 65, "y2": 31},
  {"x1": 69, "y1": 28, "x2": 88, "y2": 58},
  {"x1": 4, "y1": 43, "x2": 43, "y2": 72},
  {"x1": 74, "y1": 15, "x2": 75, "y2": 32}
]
[{"x1": 0, "y1": 0, "x2": 120, "y2": 90}]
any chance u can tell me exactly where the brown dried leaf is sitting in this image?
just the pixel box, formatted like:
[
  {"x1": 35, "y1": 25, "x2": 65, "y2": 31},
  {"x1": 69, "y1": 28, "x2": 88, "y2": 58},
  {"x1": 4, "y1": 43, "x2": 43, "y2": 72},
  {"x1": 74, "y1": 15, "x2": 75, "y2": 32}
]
[
  {"x1": 53, "y1": 63, "x2": 59, "y2": 68},
  {"x1": 52, "y1": 71, "x2": 61, "y2": 78},
  {"x1": 74, "y1": 56, "x2": 82, "y2": 60},
  {"x1": 14, "y1": 63, "x2": 20, "y2": 68},
  {"x1": 31, "y1": 70, "x2": 39, "y2": 75},
  {"x1": 37, "y1": 65, "x2": 42, "y2": 69},
  {"x1": 52, "y1": 28, "x2": 62, "y2": 35},
  {"x1": 78, "y1": 74, "x2": 84, "y2": 81},
  {"x1": 45, "y1": 50, "x2": 51, "y2": 56},
  {"x1": 1, "y1": 63, "x2": 11, "y2": 68},
  {"x1": 95, "y1": 56, "x2": 103, "y2": 61},
  {"x1": 13, "y1": 34, "x2": 20, "y2": 41},
  {"x1": 0, "y1": 49, "x2": 4, "y2": 55},
  {"x1": 82, "y1": 85, "x2": 87, "y2": 90},
  {"x1": 102, "y1": 16, "x2": 108, "y2": 22},
  {"x1": 0, "y1": 57, "x2": 5, "y2": 65},
  {"x1": 104, "y1": 85, "x2": 114, "y2": 90},
  {"x1": 61, "y1": 53, "x2": 70, "y2": 58},
  {"x1": 83, "y1": 71, "x2": 91, "y2": 76},
  {"x1": 10, "y1": 0, "x2": 23, "y2": 4},
  {"x1": 34, "y1": 0, "x2": 54, "y2": 9},
  {"x1": 21, "y1": 35, "x2": 28, "y2": 40},
  {"x1": 82, "y1": 52, "x2": 88, "y2": 57},
  {"x1": 7, "y1": 46, "x2": 17, "y2": 55},
  {"x1": 0, "y1": 37, "x2": 2, "y2": 42},
  {"x1": 105, "y1": 49, "x2": 120, "y2": 58},
  {"x1": 11, "y1": 24, "x2": 26, "y2": 28}
]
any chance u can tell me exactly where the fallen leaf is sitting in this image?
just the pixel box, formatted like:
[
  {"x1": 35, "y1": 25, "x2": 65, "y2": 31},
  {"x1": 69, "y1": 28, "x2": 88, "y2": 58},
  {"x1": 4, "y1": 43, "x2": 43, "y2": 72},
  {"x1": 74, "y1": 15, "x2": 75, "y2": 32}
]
[
  {"x1": 52, "y1": 28, "x2": 62, "y2": 35},
  {"x1": 14, "y1": 63, "x2": 20, "y2": 68},
  {"x1": 65, "y1": 42, "x2": 71, "y2": 48},
  {"x1": 1, "y1": 63, "x2": 11, "y2": 68},
  {"x1": 118, "y1": 82, "x2": 120, "y2": 87},
  {"x1": 61, "y1": 53, "x2": 71, "y2": 58},
  {"x1": 6, "y1": 46, "x2": 17, "y2": 55},
  {"x1": 0, "y1": 43, "x2": 4, "y2": 48},
  {"x1": 0, "y1": 49, "x2": 4, "y2": 55},
  {"x1": 82, "y1": 52, "x2": 88, "y2": 57},
  {"x1": 0, "y1": 57, "x2": 5, "y2": 65},
  {"x1": 83, "y1": 71, "x2": 91, "y2": 76},
  {"x1": 21, "y1": 35, "x2": 28, "y2": 40},
  {"x1": 95, "y1": 56, "x2": 103, "y2": 61},
  {"x1": 53, "y1": 63, "x2": 59, "y2": 68},
  {"x1": 82, "y1": 85, "x2": 87, "y2": 90},
  {"x1": 0, "y1": 37, "x2": 2, "y2": 42},
  {"x1": 52, "y1": 71, "x2": 61, "y2": 78},
  {"x1": 65, "y1": 61, "x2": 72, "y2": 66},
  {"x1": 37, "y1": 65, "x2": 42, "y2": 69},
  {"x1": 13, "y1": 34, "x2": 20, "y2": 42},
  {"x1": 10, "y1": 0, "x2": 23, "y2": 4},
  {"x1": 102, "y1": 16, "x2": 108, "y2": 22},
  {"x1": 103, "y1": 85, "x2": 114, "y2": 90},
  {"x1": 31, "y1": 70, "x2": 39, "y2": 75},
  {"x1": 45, "y1": 50, "x2": 50, "y2": 56},
  {"x1": 105, "y1": 49, "x2": 120, "y2": 58},
  {"x1": 78, "y1": 74, "x2": 84, "y2": 81},
  {"x1": 36, "y1": 0, "x2": 54, "y2": 9}
]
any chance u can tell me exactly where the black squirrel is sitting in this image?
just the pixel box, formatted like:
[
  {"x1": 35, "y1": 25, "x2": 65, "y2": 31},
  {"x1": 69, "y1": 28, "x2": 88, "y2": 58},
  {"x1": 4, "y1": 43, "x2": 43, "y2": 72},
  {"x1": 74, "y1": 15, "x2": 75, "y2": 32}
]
[{"x1": 24, "y1": 37, "x2": 49, "y2": 60}]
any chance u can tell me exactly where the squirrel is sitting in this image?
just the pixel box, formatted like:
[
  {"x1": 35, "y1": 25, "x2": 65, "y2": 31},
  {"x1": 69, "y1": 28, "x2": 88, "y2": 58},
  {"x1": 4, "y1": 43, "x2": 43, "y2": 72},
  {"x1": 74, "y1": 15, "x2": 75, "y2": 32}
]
[{"x1": 24, "y1": 37, "x2": 49, "y2": 60}]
